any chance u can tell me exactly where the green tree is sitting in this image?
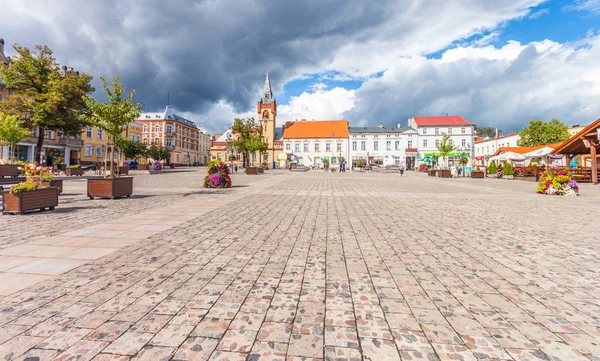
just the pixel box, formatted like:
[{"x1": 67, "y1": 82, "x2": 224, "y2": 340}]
[
  {"x1": 356, "y1": 158, "x2": 366, "y2": 168},
  {"x1": 231, "y1": 117, "x2": 258, "y2": 167},
  {"x1": 247, "y1": 133, "x2": 268, "y2": 166},
  {"x1": 83, "y1": 75, "x2": 141, "y2": 177},
  {"x1": 0, "y1": 113, "x2": 31, "y2": 163},
  {"x1": 475, "y1": 126, "x2": 500, "y2": 138},
  {"x1": 517, "y1": 118, "x2": 570, "y2": 146},
  {"x1": 146, "y1": 144, "x2": 170, "y2": 162},
  {"x1": 123, "y1": 139, "x2": 146, "y2": 160},
  {"x1": 436, "y1": 134, "x2": 456, "y2": 168},
  {"x1": 0, "y1": 44, "x2": 94, "y2": 163}
]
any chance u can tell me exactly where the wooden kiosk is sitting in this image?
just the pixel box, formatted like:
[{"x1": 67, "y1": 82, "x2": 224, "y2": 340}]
[{"x1": 552, "y1": 118, "x2": 600, "y2": 183}]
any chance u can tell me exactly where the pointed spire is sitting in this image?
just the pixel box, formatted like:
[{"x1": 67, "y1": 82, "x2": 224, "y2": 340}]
[{"x1": 262, "y1": 72, "x2": 273, "y2": 104}]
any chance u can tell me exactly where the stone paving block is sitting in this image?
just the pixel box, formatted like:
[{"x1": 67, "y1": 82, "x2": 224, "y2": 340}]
[
  {"x1": 422, "y1": 324, "x2": 464, "y2": 345},
  {"x1": 287, "y1": 334, "x2": 323, "y2": 358},
  {"x1": 172, "y1": 336, "x2": 219, "y2": 361},
  {"x1": 207, "y1": 351, "x2": 248, "y2": 361},
  {"x1": 392, "y1": 330, "x2": 435, "y2": 353},
  {"x1": 0, "y1": 335, "x2": 46, "y2": 360},
  {"x1": 361, "y1": 338, "x2": 401, "y2": 361},
  {"x1": 216, "y1": 329, "x2": 257, "y2": 353},
  {"x1": 37, "y1": 328, "x2": 91, "y2": 350},
  {"x1": 90, "y1": 354, "x2": 131, "y2": 361},
  {"x1": 190, "y1": 318, "x2": 231, "y2": 339},
  {"x1": 11, "y1": 348, "x2": 61, "y2": 361},
  {"x1": 228, "y1": 311, "x2": 265, "y2": 331},
  {"x1": 85, "y1": 320, "x2": 131, "y2": 342},
  {"x1": 0, "y1": 324, "x2": 29, "y2": 343},
  {"x1": 130, "y1": 345, "x2": 174, "y2": 361},
  {"x1": 149, "y1": 324, "x2": 194, "y2": 347},
  {"x1": 129, "y1": 313, "x2": 172, "y2": 333},
  {"x1": 324, "y1": 326, "x2": 358, "y2": 348},
  {"x1": 248, "y1": 341, "x2": 288, "y2": 361},
  {"x1": 431, "y1": 343, "x2": 478, "y2": 361},
  {"x1": 71, "y1": 311, "x2": 116, "y2": 329},
  {"x1": 102, "y1": 331, "x2": 154, "y2": 355},
  {"x1": 51, "y1": 339, "x2": 109, "y2": 361}
]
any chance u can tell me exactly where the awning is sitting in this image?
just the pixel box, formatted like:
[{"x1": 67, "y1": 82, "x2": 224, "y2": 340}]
[
  {"x1": 489, "y1": 151, "x2": 525, "y2": 162},
  {"x1": 475, "y1": 156, "x2": 484, "y2": 160}
]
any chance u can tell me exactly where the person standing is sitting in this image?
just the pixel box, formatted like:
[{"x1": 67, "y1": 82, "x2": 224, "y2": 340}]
[
  {"x1": 234, "y1": 164, "x2": 238, "y2": 173},
  {"x1": 399, "y1": 163, "x2": 405, "y2": 176}
]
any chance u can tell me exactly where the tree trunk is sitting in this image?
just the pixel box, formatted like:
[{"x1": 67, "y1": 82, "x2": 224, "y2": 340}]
[{"x1": 35, "y1": 127, "x2": 45, "y2": 164}]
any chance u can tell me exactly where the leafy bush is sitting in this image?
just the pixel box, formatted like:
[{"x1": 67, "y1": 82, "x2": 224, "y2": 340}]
[
  {"x1": 356, "y1": 158, "x2": 366, "y2": 168},
  {"x1": 10, "y1": 178, "x2": 39, "y2": 194},
  {"x1": 503, "y1": 162, "x2": 514, "y2": 176},
  {"x1": 487, "y1": 162, "x2": 497, "y2": 174},
  {"x1": 69, "y1": 164, "x2": 81, "y2": 168}
]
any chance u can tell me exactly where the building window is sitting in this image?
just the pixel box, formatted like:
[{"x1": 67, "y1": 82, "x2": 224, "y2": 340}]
[
  {"x1": 361, "y1": 141, "x2": 366, "y2": 151},
  {"x1": 252, "y1": 153, "x2": 256, "y2": 161},
  {"x1": 423, "y1": 140, "x2": 428, "y2": 147},
  {"x1": 315, "y1": 143, "x2": 320, "y2": 152},
  {"x1": 86, "y1": 127, "x2": 92, "y2": 138},
  {"x1": 435, "y1": 128, "x2": 439, "y2": 135},
  {"x1": 373, "y1": 141, "x2": 378, "y2": 151},
  {"x1": 143, "y1": 125, "x2": 148, "y2": 132},
  {"x1": 337, "y1": 143, "x2": 341, "y2": 151},
  {"x1": 423, "y1": 128, "x2": 428, "y2": 135},
  {"x1": 408, "y1": 140, "x2": 412, "y2": 148},
  {"x1": 462, "y1": 139, "x2": 466, "y2": 147},
  {"x1": 96, "y1": 146, "x2": 103, "y2": 158},
  {"x1": 395, "y1": 141, "x2": 400, "y2": 150},
  {"x1": 303, "y1": 143, "x2": 308, "y2": 152},
  {"x1": 449, "y1": 139, "x2": 453, "y2": 145},
  {"x1": 352, "y1": 141, "x2": 357, "y2": 151},
  {"x1": 166, "y1": 138, "x2": 172, "y2": 147},
  {"x1": 85, "y1": 145, "x2": 93, "y2": 157},
  {"x1": 326, "y1": 143, "x2": 331, "y2": 151},
  {"x1": 448, "y1": 128, "x2": 452, "y2": 134},
  {"x1": 436, "y1": 139, "x2": 440, "y2": 147},
  {"x1": 386, "y1": 141, "x2": 391, "y2": 150},
  {"x1": 217, "y1": 153, "x2": 221, "y2": 160},
  {"x1": 461, "y1": 128, "x2": 466, "y2": 134},
  {"x1": 166, "y1": 125, "x2": 172, "y2": 134},
  {"x1": 286, "y1": 143, "x2": 291, "y2": 151},
  {"x1": 136, "y1": 135, "x2": 140, "y2": 142},
  {"x1": 97, "y1": 129, "x2": 103, "y2": 140},
  {"x1": 295, "y1": 143, "x2": 300, "y2": 152},
  {"x1": 332, "y1": 157, "x2": 337, "y2": 164}
]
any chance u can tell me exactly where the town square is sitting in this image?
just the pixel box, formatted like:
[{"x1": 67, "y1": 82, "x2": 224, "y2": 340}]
[{"x1": 2, "y1": 1, "x2": 600, "y2": 360}]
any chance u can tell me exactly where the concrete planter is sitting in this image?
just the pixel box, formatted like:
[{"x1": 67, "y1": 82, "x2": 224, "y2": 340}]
[
  {"x1": 87, "y1": 177, "x2": 133, "y2": 199},
  {"x1": 0, "y1": 164, "x2": 19, "y2": 178},
  {"x1": 66, "y1": 167, "x2": 84, "y2": 176},
  {"x1": 2, "y1": 187, "x2": 59, "y2": 214},
  {"x1": 503, "y1": 175, "x2": 514, "y2": 180},
  {"x1": 41, "y1": 179, "x2": 63, "y2": 194}
]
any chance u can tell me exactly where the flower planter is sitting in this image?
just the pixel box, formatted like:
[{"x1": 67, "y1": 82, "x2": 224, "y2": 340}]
[
  {"x1": 87, "y1": 177, "x2": 133, "y2": 199},
  {"x1": 66, "y1": 168, "x2": 84, "y2": 176},
  {"x1": 471, "y1": 171, "x2": 485, "y2": 178},
  {"x1": 258, "y1": 167, "x2": 265, "y2": 174},
  {"x1": 119, "y1": 166, "x2": 129, "y2": 175},
  {"x1": 503, "y1": 175, "x2": 514, "y2": 180},
  {"x1": 41, "y1": 179, "x2": 63, "y2": 194},
  {"x1": 246, "y1": 167, "x2": 260, "y2": 175},
  {"x1": 439, "y1": 170, "x2": 452, "y2": 178},
  {"x1": 0, "y1": 164, "x2": 19, "y2": 178},
  {"x1": 137, "y1": 164, "x2": 148, "y2": 170},
  {"x1": 2, "y1": 187, "x2": 59, "y2": 214}
]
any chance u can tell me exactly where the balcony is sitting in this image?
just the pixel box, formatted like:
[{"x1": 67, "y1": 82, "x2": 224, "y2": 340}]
[
  {"x1": 405, "y1": 148, "x2": 418, "y2": 153},
  {"x1": 165, "y1": 130, "x2": 174, "y2": 136},
  {"x1": 59, "y1": 137, "x2": 84, "y2": 148},
  {"x1": 166, "y1": 144, "x2": 175, "y2": 149}
]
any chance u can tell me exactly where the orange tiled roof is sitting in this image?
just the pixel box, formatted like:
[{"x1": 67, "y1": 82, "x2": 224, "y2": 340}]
[
  {"x1": 491, "y1": 142, "x2": 563, "y2": 157},
  {"x1": 283, "y1": 120, "x2": 349, "y2": 139}
]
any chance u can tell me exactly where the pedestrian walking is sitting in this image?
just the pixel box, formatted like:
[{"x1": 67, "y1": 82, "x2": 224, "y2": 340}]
[
  {"x1": 399, "y1": 163, "x2": 405, "y2": 176},
  {"x1": 234, "y1": 164, "x2": 238, "y2": 173}
]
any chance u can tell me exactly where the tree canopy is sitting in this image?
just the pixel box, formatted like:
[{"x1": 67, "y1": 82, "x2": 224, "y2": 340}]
[
  {"x1": 0, "y1": 44, "x2": 94, "y2": 163},
  {"x1": 517, "y1": 118, "x2": 570, "y2": 146},
  {"x1": 147, "y1": 143, "x2": 171, "y2": 162},
  {"x1": 231, "y1": 117, "x2": 268, "y2": 167},
  {"x1": 436, "y1": 134, "x2": 456, "y2": 167},
  {"x1": 475, "y1": 126, "x2": 500, "y2": 138},
  {"x1": 0, "y1": 113, "x2": 31, "y2": 163}
]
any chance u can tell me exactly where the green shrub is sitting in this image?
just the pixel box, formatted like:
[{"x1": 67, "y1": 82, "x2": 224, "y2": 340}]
[
  {"x1": 503, "y1": 162, "x2": 514, "y2": 176},
  {"x1": 488, "y1": 162, "x2": 497, "y2": 174}
]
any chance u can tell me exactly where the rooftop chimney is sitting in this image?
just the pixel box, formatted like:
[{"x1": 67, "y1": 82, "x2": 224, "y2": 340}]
[{"x1": 0, "y1": 38, "x2": 8, "y2": 66}]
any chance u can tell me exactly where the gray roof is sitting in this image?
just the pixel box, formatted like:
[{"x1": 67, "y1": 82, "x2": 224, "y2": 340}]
[
  {"x1": 275, "y1": 126, "x2": 283, "y2": 140},
  {"x1": 349, "y1": 126, "x2": 415, "y2": 134}
]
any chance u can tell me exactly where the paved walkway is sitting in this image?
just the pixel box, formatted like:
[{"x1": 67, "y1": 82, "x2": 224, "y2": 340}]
[{"x1": 0, "y1": 171, "x2": 599, "y2": 361}]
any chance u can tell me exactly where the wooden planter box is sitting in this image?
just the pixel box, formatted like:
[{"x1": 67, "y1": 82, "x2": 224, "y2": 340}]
[
  {"x1": 41, "y1": 179, "x2": 63, "y2": 194},
  {"x1": 66, "y1": 167, "x2": 84, "y2": 176},
  {"x1": 258, "y1": 167, "x2": 265, "y2": 174},
  {"x1": 2, "y1": 187, "x2": 59, "y2": 214},
  {"x1": 87, "y1": 177, "x2": 133, "y2": 199},
  {"x1": 0, "y1": 164, "x2": 19, "y2": 178},
  {"x1": 137, "y1": 164, "x2": 148, "y2": 170},
  {"x1": 439, "y1": 170, "x2": 452, "y2": 178},
  {"x1": 119, "y1": 166, "x2": 129, "y2": 175},
  {"x1": 246, "y1": 167, "x2": 260, "y2": 175},
  {"x1": 471, "y1": 171, "x2": 485, "y2": 178}
]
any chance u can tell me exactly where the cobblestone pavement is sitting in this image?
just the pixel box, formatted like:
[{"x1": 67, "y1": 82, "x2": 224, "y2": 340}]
[{"x1": 0, "y1": 171, "x2": 599, "y2": 361}]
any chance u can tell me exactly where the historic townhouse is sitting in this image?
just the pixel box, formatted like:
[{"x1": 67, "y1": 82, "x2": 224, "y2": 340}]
[
  {"x1": 283, "y1": 120, "x2": 349, "y2": 167},
  {"x1": 135, "y1": 105, "x2": 202, "y2": 166},
  {"x1": 348, "y1": 125, "x2": 418, "y2": 168},
  {"x1": 408, "y1": 116, "x2": 476, "y2": 166},
  {"x1": 80, "y1": 122, "x2": 143, "y2": 165},
  {"x1": 474, "y1": 132, "x2": 519, "y2": 165}
]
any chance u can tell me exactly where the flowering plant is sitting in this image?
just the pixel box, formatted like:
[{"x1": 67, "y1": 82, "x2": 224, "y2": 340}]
[
  {"x1": 150, "y1": 160, "x2": 162, "y2": 171},
  {"x1": 10, "y1": 163, "x2": 53, "y2": 194},
  {"x1": 536, "y1": 167, "x2": 579, "y2": 196},
  {"x1": 203, "y1": 160, "x2": 231, "y2": 188}
]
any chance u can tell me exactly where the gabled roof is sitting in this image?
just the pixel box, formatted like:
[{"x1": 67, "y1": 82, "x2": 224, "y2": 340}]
[
  {"x1": 283, "y1": 120, "x2": 349, "y2": 139},
  {"x1": 412, "y1": 116, "x2": 473, "y2": 126},
  {"x1": 136, "y1": 105, "x2": 198, "y2": 129},
  {"x1": 552, "y1": 118, "x2": 600, "y2": 155},
  {"x1": 491, "y1": 143, "x2": 562, "y2": 157}
]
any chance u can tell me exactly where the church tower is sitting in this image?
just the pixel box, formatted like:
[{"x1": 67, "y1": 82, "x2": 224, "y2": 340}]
[{"x1": 257, "y1": 73, "x2": 277, "y2": 165}]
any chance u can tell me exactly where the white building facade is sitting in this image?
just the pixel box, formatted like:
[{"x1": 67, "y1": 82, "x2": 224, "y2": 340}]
[
  {"x1": 408, "y1": 116, "x2": 476, "y2": 166},
  {"x1": 474, "y1": 133, "x2": 520, "y2": 164},
  {"x1": 282, "y1": 120, "x2": 349, "y2": 167},
  {"x1": 348, "y1": 126, "x2": 418, "y2": 168}
]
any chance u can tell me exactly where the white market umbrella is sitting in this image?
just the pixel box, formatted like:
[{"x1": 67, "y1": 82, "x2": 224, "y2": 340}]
[
  {"x1": 523, "y1": 147, "x2": 555, "y2": 159},
  {"x1": 489, "y1": 151, "x2": 525, "y2": 162}
]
